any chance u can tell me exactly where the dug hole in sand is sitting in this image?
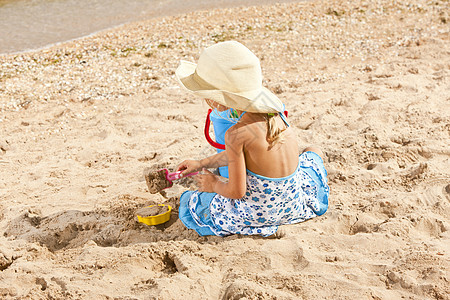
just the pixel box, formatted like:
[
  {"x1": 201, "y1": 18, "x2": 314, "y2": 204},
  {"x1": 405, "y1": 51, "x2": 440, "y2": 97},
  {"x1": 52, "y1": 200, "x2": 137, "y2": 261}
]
[{"x1": 0, "y1": 0, "x2": 448, "y2": 298}]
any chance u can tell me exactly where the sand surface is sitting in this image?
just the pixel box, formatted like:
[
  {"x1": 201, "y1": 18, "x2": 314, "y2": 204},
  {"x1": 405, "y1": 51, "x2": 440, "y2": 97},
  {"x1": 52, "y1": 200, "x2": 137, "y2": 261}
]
[
  {"x1": 0, "y1": 0, "x2": 449, "y2": 299},
  {"x1": 137, "y1": 205, "x2": 170, "y2": 217}
]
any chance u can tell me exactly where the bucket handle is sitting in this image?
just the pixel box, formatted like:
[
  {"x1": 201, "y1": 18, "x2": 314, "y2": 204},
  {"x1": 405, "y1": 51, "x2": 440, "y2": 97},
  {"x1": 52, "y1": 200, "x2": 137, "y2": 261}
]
[
  {"x1": 204, "y1": 109, "x2": 226, "y2": 150},
  {"x1": 204, "y1": 109, "x2": 289, "y2": 150}
]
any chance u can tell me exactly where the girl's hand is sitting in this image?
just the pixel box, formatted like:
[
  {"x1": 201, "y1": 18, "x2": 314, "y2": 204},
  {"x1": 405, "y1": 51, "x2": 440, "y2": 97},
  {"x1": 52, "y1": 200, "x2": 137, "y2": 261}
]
[
  {"x1": 177, "y1": 160, "x2": 202, "y2": 177},
  {"x1": 196, "y1": 168, "x2": 218, "y2": 193}
]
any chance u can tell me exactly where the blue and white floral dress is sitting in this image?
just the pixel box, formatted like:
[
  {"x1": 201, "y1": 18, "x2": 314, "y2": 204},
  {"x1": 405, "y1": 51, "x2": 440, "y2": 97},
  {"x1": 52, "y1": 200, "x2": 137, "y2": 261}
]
[{"x1": 179, "y1": 151, "x2": 329, "y2": 237}]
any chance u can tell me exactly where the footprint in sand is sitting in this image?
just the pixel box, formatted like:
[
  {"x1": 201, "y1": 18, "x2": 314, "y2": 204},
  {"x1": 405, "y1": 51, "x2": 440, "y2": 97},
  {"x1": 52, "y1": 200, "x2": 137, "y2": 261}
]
[{"x1": 405, "y1": 163, "x2": 428, "y2": 180}]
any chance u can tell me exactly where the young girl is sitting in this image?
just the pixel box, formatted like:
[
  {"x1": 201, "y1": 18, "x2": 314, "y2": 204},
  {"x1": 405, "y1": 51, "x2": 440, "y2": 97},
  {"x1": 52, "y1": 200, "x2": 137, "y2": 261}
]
[{"x1": 175, "y1": 41, "x2": 329, "y2": 236}]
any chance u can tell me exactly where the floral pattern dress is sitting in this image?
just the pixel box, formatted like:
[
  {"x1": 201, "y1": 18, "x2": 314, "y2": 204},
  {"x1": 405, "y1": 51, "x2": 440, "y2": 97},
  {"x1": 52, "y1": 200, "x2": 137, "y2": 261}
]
[{"x1": 178, "y1": 151, "x2": 329, "y2": 237}]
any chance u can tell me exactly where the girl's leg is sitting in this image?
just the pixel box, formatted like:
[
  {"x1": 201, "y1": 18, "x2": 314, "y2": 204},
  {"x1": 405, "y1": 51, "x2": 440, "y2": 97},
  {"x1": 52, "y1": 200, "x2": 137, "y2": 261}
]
[{"x1": 302, "y1": 146, "x2": 325, "y2": 161}]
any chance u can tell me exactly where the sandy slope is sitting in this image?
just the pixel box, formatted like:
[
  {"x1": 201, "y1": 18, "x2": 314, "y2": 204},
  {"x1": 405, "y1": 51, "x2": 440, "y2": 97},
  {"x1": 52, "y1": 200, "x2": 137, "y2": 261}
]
[{"x1": 0, "y1": 0, "x2": 449, "y2": 299}]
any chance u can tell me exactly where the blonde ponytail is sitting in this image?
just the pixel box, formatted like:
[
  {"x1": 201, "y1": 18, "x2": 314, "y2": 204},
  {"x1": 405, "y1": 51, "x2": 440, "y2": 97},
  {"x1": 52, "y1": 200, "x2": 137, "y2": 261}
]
[{"x1": 266, "y1": 113, "x2": 286, "y2": 149}]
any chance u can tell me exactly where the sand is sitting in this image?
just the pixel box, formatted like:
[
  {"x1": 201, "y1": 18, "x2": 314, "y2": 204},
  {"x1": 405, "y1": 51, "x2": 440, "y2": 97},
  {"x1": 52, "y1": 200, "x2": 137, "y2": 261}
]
[
  {"x1": 145, "y1": 169, "x2": 172, "y2": 194},
  {"x1": 0, "y1": 0, "x2": 449, "y2": 299},
  {"x1": 137, "y1": 205, "x2": 170, "y2": 218}
]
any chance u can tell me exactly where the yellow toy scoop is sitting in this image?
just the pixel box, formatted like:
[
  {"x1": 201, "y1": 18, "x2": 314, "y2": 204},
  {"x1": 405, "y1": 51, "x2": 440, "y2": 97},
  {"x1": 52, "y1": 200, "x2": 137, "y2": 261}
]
[{"x1": 136, "y1": 204, "x2": 172, "y2": 226}]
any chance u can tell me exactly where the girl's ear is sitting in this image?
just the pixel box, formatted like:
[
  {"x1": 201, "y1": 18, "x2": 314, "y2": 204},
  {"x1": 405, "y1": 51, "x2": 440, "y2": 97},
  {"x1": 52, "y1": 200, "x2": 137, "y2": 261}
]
[{"x1": 204, "y1": 98, "x2": 230, "y2": 112}]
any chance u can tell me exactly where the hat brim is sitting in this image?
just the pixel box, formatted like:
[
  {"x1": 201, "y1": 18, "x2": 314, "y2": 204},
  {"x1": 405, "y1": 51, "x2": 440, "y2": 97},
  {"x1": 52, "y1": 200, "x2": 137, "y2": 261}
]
[{"x1": 175, "y1": 60, "x2": 284, "y2": 113}]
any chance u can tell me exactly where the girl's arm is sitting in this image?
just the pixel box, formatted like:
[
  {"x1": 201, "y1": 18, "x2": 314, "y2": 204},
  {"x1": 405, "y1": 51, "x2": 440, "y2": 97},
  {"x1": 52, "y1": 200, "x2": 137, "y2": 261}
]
[
  {"x1": 200, "y1": 151, "x2": 228, "y2": 169},
  {"x1": 197, "y1": 127, "x2": 247, "y2": 199},
  {"x1": 177, "y1": 151, "x2": 227, "y2": 176}
]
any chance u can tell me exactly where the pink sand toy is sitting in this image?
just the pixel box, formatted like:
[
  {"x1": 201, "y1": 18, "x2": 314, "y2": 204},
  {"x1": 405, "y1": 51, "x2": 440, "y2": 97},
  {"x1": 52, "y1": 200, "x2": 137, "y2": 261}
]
[
  {"x1": 161, "y1": 168, "x2": 199, "y2": 185},
  {"x1": 145, "y1": 168, "x2": 199, "y2": 194}
]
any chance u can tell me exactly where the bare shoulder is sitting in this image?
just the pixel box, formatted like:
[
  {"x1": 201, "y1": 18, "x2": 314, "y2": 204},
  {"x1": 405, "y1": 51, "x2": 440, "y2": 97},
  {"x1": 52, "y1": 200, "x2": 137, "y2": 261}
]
[
  {"x1": 225, "y1": 122, "x2": 245, "y2": 146},
  {"x1": 226, "y1": 119, "x2": 260, "y2": 147}
]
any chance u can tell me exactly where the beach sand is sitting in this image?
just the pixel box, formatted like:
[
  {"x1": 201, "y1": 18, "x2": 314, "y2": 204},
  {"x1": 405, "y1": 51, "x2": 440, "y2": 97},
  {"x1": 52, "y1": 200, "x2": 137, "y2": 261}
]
[{"x1": 0, "y1": 0, "x2": 449, "y2": 298}]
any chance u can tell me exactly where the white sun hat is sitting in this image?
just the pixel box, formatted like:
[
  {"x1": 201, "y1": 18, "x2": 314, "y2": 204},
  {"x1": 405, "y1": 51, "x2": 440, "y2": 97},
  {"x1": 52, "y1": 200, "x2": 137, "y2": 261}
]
[{"x1": 175, "y1": 41, "x2": 284, "y2": 113}]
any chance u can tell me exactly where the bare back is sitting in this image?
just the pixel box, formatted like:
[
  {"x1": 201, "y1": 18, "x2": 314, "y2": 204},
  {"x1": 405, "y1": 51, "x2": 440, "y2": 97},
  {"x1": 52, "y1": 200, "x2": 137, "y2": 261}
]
[{"x1": 229, "y1": 112, "x2": 299, "y2": 178}]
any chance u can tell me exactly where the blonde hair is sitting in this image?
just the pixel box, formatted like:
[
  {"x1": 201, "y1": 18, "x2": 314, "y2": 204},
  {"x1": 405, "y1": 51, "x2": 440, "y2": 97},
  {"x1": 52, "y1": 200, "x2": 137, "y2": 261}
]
[
  {"x1": 265, "y1": 113, "x2": 287, "y2": 150},
  {"x1": 205, "y1": 98, "x2": 287, "y2": 148}
]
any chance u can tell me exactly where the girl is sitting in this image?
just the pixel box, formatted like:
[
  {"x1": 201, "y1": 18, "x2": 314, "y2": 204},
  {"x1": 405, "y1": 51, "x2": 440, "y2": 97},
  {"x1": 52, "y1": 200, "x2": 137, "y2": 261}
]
[{"x1": 175, "y1": 41, "x2": 329, "y2": 236}]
